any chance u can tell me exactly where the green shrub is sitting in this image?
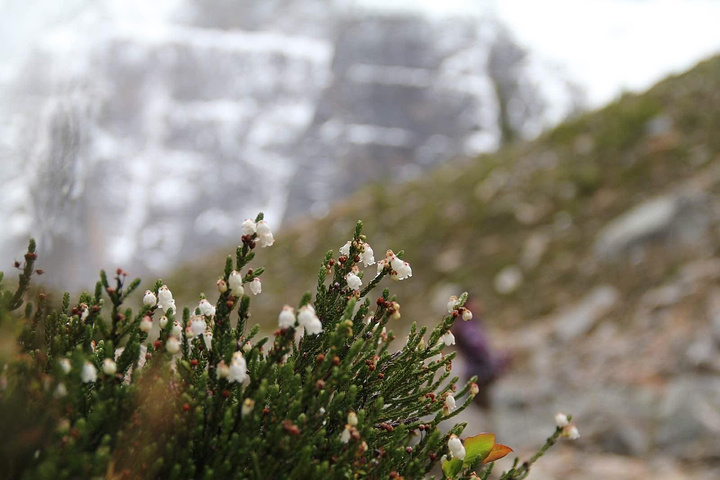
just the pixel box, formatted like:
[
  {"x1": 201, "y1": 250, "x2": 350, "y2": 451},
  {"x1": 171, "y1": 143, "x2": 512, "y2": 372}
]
[{"x1": 0, "y1": 215, "x2": 575, "y2": 479}]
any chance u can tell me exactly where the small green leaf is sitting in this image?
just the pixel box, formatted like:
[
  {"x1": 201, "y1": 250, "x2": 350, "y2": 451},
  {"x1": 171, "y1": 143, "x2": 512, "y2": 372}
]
[
  {"x1": 442, "y1": 458, "x2": 463, "y2": 479},
  {"x1": 463, "y1": 433, "x2": 495, "y2": 465}
]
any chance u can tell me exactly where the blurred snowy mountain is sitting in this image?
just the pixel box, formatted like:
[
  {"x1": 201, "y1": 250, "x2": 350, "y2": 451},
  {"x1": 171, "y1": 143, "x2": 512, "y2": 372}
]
[{"x1": 0, "y1": 0, "x2": 581, "y2": 288}]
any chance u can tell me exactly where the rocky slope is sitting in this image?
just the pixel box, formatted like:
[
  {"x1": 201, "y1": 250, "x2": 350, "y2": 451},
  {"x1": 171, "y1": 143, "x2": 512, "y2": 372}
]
[{"x1": 171, "y1": 56, "x2": 720, "y2": 478}]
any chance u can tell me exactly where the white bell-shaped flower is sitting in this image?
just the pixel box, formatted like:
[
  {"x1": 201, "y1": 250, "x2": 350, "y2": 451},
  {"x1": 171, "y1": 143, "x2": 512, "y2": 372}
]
[
  {"x1": 158, "y1": 285, "x2": 175, "y2": 312},
  {"x1": 81, "y1": 362, "x2": 97, "y2": 383},
  {"x1": 198, "y1": 299, "x2": 216, "y2": 317},
  {"x1": 143, "y1": 290, "x2": 157, "y2": 307},
  {"x1": 278, "y1": 306, "x2": 296, "y2": 329},
  {"x1": 241, "y1": 219, "x2": 257, "y2": 236},
  {"x1": 441, "y1": 330, "x2": 455, "y2": 346},
  {"x1": 448, "y1": 435, "x2": 466, "y2": 460},
  {"x1": 258, "y1": 231, "x2": 274, "y2": 248},
  {"x1": 190, "y1": 316, "x2": 207, "y2": 336},
  {"x1": 361, "y1": 243, "x2": 375, "y2": 266},
  {"x1": 203, "y1": 331, "x2": 213, "y2": 351},
  {"x1": 256, "y1": 219, "x2": 272, "y2": 236},
  {"x1": 304, "y1": 316, "x2": 323, "y2": 335},
  {"x1": 444, "y1": 393, "x2": 456, "y2": 411},
  {"x1": 249, "y1": 278, "x2": 262, "y2": 295},
  {"x1": 59, "y1": 358, "x2": 71, "y2": 374},
  {"x1": 346, "y1": 272, "x2": 362, "y2": 291},
  {"x1": 228, "y1": 352, "x2": 247, "y2": 383},
  {"x1": 228, "y1": 271, "x2": 244, "y2": 295}
]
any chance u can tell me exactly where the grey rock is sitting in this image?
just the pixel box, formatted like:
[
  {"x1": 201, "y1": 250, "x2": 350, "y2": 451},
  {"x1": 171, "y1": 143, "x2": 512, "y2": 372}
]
[
  {"x1": 656, "y1": 376, "x2": 720, "y2": 459},
  {"x1": 594, "y1": 191, "x2": 711, "y2": 261},
  {"x1": 554, "y1": 285, "x2": 620, "y2": 342}
]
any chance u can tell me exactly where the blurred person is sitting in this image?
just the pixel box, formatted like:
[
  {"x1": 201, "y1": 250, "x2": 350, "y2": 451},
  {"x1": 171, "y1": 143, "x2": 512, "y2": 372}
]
[{"x1": 452, "y1": 297, "x2": 510, "y2": 410}]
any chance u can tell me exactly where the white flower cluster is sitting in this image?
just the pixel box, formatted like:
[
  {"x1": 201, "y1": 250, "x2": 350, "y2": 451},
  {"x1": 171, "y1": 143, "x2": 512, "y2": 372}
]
[
  {"x1": 377, "y1": 250, "x2": 412, "y2": 281},
  {"x1": 217, "y1": 352, "x2": 248, "y2": 383},
  {"x1": 276, "y1": 304, "x2": 323, "y2": 335},
  {"x1": 441, "y1": 330, "x2": 455, "y2": 346},
  {"x1": 157, "y1": 285, "x2": 176, "y2": 313},
  {"x1": 143, "y1": 284, "x2": 176, "y2": 311},
  {"x1": 447, "y1": 295, "x2": 473, "y2": 321},
  {"x1": 339, "y1": 241, "x2": 375, "y2": 267},
  {"x1": 242, "y1": 218, "x2": 275, "y2": 248},
  {"x1": 228, "y1": 270, "x2": 262, "y2": 296},
  {"x1": 340, "y1": 411, "x2": 359, "y2": 443},
  {"x1": 556, "y1": 412, "x2": 580, "y2": 440}
]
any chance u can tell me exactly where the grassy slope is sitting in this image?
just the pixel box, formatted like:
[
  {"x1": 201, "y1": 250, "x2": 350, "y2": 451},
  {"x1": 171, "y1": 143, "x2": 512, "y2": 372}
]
[{"x1": 169, "y1": 56, "x2": 720, "y2": 333}]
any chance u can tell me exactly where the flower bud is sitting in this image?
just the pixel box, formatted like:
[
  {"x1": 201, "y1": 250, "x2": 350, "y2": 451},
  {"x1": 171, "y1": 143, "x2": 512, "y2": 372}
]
[
  {"x1": 447, "y1": 295, "x2": 458, "y2": 314},
  {"x1": 166, "y1": 337, "x2": 181, "y2": 354},
  {"x1": 59, "y1": 358, "x2": 71, "y2": 374},
  {"x1": 340, "y1": 425, "x2": 352, "y2": 444},
  {"x1": 217, "y1": 278, "x2": 228, "y2": 293},
  {"x1": 81, "y1": 362, "x2": 97, "y2": 383},
  {"x1": 555, "y1": 413, "x2": 569, "y2": 428},
  {"x1": 102, "y1": 358, "x2": 117, "y2": 375},
  {"x1": 54, "y1": 383, "x2": 68, "y2": 398},
  {"x1": 242, "y1": 398, "x2": 255, "y2": 417},
  {"x1": 216, "y1": 360, "x2": 230, "y2": 379},
  {"x1": 171, "y1": 320, "x2": 182, "y2": 338},
  {"x1": 140, "y1": 316, "x2": 153, "y2": 333},
  {"x1": 347, "y1": 411, "x2": 358, "y2": 426},
  {"x1": 462, "y1": 309, "x2": 473, "y2": 321},
  {"x1": 390, "y1": 302, "x2": 401, "y2": 320}
]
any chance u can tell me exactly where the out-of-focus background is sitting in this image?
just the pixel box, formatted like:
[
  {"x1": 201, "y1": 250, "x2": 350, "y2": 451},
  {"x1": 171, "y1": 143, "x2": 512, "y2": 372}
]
[{"x1": 2, "y1": 0, "x2": 720, "y2": 478}]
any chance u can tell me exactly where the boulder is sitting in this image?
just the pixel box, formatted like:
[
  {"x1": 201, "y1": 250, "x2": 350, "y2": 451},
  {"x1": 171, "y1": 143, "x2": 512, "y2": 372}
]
[
  {"x1": 554, "y1": 285, "x2": 620, "y2": 342},
  {"x1": 594, "y1": 191, "x2": 711, "y2": 261}
]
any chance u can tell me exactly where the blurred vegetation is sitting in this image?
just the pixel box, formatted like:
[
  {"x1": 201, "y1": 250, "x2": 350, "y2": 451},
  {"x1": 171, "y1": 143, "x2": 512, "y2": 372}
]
[{"x1": 169, "y1": 56, "x2": 720, "y2": 334}]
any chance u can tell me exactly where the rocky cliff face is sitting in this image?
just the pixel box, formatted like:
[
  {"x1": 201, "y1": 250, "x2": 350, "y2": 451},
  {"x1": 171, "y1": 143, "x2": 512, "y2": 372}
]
[{"x1": 0, "y1": 2, "x2": 581, "y2": 288}]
